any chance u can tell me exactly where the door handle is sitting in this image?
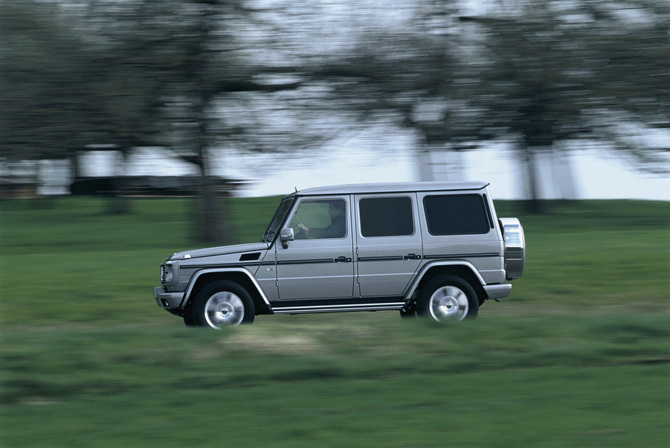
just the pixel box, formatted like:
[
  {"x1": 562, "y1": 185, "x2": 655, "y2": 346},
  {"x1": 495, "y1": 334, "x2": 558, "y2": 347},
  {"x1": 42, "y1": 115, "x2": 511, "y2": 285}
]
[
  {"x1": 336, "y1": 256, "x2": 352, "y2": 263},
  {"x1": 404, "y1": 253, "x2": 421, "y2": 260}
]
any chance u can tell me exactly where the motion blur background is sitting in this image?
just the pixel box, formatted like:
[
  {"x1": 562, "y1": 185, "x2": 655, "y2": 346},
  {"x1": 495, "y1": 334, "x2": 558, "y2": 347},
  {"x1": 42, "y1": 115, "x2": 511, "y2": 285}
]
[
  {"x1": 1, "y1": 2, "x2": 669, "y2": 447},
  {"x1": 2, "y1": 0, "x2": 669, "y2": 240}
]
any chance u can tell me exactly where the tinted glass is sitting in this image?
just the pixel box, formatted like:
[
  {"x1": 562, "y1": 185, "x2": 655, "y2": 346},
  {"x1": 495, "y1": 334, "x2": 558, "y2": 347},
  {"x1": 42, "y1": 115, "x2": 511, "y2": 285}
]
[
  {"x1": 360, "y1": 197, "x2": 414, "y2": 237},
  {"x1": 424, "y1": 194, "x2": 491, "y2": 235}
]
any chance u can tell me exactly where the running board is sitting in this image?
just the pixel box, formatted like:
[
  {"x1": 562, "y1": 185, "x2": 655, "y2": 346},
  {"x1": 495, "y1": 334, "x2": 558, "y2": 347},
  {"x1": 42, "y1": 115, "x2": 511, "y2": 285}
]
[{"x1": 272, "y1": 302, "x2": 405, "y2": 315}]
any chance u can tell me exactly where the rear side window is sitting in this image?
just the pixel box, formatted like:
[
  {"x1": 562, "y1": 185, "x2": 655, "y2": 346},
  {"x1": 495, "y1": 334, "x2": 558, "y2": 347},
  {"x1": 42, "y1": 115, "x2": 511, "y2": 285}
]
[
  {"x1": 359, "y1": 196, "x2": 414, "y2": 237},
  {"x1": 423, "y1": 194, "x2": 491, "y2": 235}
]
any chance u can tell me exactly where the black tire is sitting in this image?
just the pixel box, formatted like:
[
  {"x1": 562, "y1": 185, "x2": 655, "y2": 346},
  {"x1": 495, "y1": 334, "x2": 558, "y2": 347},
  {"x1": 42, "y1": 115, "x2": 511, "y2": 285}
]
[
  {"x1": 417, "y1": 275, "x2": 479, "y2": 322},
  {"x1": 190, "y1": 280, "x2": 255, "y2": 328},
  {"x1": 183, "y1": 313, "x2": 196, "y2": 327}
]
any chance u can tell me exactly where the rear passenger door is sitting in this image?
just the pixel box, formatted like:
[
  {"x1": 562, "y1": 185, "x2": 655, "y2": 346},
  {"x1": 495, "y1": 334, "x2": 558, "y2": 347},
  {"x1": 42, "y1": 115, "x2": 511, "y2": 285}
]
[{"x1": 354, "y1": 194, "x2": 423, "y2": 297}]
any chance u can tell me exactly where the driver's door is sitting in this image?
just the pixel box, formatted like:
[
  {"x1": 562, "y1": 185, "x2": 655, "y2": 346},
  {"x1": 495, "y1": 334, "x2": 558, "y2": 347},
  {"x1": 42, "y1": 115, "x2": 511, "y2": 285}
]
[{"x1": 275, "y1": 196, "x2": 355, "y2": 301}]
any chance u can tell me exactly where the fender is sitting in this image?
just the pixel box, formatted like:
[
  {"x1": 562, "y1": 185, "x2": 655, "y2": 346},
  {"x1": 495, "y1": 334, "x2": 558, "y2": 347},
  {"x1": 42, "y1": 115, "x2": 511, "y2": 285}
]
[
  {"x1": 403, "y1": 260, "x2": 487, "y2": 300},
  {"x1": 180, "y1": 267, "x2": 273, "y2": 310}
]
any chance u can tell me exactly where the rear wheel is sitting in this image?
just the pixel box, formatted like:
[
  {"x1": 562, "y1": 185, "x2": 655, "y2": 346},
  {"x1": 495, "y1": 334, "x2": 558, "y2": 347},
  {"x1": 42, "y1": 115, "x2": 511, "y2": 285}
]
[
  {"x1": 418, "y1": 275, "x2": 478, "y2": 322},
  {"x1": 191, "y1": 281, "x2": 255, "y2": 328}
]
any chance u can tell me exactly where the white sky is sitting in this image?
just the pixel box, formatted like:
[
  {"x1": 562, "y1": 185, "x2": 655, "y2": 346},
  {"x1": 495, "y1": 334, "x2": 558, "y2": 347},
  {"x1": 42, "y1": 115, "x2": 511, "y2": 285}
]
[
  {"x1": 228, "y1": 148, "x2": 669, "y2": 201},
  {"x1": 106, "y1": 140, "x2": 669, "y2": 201}
]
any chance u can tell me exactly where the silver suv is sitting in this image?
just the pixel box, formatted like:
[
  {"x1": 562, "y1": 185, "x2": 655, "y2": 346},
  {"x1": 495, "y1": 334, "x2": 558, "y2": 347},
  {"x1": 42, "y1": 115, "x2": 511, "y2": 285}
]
[{"x1": 153, "y1": 182, "x2": 525, "y2": 328}]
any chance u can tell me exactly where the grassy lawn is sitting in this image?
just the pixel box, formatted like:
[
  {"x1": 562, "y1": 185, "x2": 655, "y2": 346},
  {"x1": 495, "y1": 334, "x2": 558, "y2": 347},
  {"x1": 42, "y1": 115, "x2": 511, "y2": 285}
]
[{"x1": 1, "y1": 197, "x2": 668, "y2": 447}]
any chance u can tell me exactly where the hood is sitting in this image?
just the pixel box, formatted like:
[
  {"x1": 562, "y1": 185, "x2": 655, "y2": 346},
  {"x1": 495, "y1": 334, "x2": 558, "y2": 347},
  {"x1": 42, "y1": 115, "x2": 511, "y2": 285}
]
[{"x1": 170, "y1": 242, "x2": 269, "y2": 260}]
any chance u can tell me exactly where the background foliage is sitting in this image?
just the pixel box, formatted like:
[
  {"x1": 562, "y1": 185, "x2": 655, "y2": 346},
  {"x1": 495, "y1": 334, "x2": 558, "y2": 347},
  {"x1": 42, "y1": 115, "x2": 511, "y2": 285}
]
[{"x1": 2, "y1": 0, "x2": 668, "y2": 236}]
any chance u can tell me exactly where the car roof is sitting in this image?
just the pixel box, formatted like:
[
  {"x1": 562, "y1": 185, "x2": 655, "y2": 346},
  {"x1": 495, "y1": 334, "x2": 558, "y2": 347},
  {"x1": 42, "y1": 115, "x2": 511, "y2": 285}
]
[{"x1": 292, "y1": 181, "x2": 490, "y2": 197}]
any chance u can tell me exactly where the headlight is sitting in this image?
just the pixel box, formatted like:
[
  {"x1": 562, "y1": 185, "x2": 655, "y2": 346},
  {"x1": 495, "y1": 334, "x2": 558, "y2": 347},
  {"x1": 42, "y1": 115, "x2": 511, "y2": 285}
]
[{"x1": 160, "y1": 263, "x2": 175, "y2": 284}]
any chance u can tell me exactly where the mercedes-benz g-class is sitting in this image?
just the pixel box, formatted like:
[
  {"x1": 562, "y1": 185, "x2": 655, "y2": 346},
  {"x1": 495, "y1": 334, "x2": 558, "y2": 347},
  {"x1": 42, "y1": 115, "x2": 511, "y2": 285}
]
[{"x1": 153, "y1": 182, "x2": 525, "y2": 328}]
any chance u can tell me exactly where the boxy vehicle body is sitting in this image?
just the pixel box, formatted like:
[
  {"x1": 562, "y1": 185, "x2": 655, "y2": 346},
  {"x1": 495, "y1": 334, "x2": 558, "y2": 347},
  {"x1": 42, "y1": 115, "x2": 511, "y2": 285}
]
[{"x1": 154, "y1": 181, "x2": 525, "y2": 328}]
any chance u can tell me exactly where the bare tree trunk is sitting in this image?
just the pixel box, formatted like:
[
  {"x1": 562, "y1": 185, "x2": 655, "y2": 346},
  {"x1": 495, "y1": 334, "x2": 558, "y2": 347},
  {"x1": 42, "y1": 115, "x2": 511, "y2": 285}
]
[
  {"x1": 523, "y1": 146, "x2": 542, "y2": 213},
  {"x1": 190, "y1": 116, "x2": 233, "y2": 245},
  {"x1": 194, "y1": 177, "x2": 220, "y2": 243},
  {"x1": 192, "y1": 180, "x2": 235, "y2": 245},
  {"x1": 105, "y1": 150, "x2": 132, "y2": 215},
  {"x1": 186, "y1": 3, "x2": 234, "y2": 245}
]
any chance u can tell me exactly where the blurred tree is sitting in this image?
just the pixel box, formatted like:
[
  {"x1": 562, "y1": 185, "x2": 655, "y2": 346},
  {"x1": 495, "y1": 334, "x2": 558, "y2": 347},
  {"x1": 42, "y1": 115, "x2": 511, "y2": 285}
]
[
  {"x1": 5, "y1": 0, "x2": 665, "y2": 226},
  {"x1": 458, "y1": 0, "x2": 669, "y2": 210},
  {"x1": 308, "y1": 0, "x2": 668, "y2": 211},
  {"x1": 1, "y1": 0, "x2": 341, "y2": 241},
  {"x1": 306, "y1": 2, "x2": 468, "y2": 143},
  {"x1": 77, "y1": 0, "x2": 182, "y2": 213},
  {"x1": 1, "y1": 0, "x2": 173, "y2": 212},
  {"x1": 0, "y1": 1, "x2": 92, "y2": 163},
  {"x1": 576, "y1": 1, "x2": 670, "y2": 169},
  {"x1": 153, "y1": 0, "x2": 326, "y2": 243}
]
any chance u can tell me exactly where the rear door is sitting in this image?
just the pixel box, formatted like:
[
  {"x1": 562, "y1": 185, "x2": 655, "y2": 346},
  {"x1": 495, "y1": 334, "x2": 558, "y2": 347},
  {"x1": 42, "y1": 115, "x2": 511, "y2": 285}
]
[
  {"x1": 418, "y1": 192, "x2": 503, "y2": 285},
  {"x1": 354, "y1": 193, "x2": 423, "y2": 297}
]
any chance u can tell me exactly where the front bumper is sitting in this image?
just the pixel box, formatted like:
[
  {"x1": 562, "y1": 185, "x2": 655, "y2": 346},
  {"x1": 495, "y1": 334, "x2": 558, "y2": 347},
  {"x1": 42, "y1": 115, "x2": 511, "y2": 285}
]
[{"x1": 153, "y1": 286, "x2": 185, "y2": 309}]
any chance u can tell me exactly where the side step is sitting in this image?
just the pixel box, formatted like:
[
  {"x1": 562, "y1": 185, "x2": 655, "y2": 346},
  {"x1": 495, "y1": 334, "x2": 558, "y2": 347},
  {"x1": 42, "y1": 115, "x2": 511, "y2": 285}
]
[{"x1": 272, "y1": 302, "x2": 405, "y2": 315}]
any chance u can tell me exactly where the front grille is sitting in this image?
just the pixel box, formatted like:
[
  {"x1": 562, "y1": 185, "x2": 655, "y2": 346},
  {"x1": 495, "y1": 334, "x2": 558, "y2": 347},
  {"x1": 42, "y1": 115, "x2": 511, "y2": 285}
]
[{"x1": 155, "y1": 295, "x2": 162, "y2": 307}]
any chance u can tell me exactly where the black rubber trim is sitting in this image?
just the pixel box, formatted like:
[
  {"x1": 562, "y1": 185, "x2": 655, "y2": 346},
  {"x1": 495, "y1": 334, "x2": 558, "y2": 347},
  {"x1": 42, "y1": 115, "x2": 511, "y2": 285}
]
[
  {"x1": 277, "y1": 258, "x2": 339, "y2": 265},
  {"x1": 423, "y1": 252, "x2": 500, "y2": 260},
  {"x1": 358, "y1": 255, "x2": 405, "y2": 262}
]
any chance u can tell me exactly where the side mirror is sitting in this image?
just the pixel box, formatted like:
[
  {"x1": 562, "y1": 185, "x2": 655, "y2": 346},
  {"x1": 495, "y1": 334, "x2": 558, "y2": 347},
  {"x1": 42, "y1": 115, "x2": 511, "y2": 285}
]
[{"x1": 280, "y1": 228, "x2": 294, "y2": 248}]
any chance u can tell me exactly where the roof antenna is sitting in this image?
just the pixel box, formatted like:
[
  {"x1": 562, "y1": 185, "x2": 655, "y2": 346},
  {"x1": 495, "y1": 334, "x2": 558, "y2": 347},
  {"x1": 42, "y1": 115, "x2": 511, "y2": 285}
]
[{"x1": 294, "y1": 186, "x2": 298, "y2": 193}]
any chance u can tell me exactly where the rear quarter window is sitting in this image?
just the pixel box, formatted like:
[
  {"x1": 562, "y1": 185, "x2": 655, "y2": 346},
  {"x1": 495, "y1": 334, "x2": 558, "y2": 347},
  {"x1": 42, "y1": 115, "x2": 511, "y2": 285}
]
[{"x1": 423, "y1": 194, "x2": 491, "y2": 235}]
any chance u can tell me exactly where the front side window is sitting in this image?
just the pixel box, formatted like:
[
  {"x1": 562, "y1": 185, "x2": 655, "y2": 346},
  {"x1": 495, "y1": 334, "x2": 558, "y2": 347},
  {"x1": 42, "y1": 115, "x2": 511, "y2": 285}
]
[
  {"x1": 290, "y1": 199, "x2": 347, "y2": 239},
  {"x1": 359, "y1": 196, "x2": 414, "y2": 237},
  {"x1": 423, "y1": 194, "x2": 491, "y2": 235}
]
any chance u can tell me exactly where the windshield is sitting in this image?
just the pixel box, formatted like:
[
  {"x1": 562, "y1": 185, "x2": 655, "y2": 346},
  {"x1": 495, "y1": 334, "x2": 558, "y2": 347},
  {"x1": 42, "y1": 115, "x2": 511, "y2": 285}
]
[{"x1": 261, "y1": 197, "x2": 294, "y2": 243}]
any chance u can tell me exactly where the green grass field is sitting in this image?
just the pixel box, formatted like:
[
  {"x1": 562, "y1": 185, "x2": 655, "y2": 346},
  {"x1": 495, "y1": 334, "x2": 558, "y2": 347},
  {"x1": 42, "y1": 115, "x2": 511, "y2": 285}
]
[{"x1": 1, "y1": 197, "x2": 668, "y2": 447}]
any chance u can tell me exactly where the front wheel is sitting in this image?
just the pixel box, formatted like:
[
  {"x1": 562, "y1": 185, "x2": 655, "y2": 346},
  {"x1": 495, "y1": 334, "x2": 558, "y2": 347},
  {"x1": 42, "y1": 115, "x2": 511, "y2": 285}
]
[
  {"x1": 418, "y1": 275, "x2": 479, "y2": 322},
  {"x1": 191, "y1": 281, "x2": 255, "y2": 328}
]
